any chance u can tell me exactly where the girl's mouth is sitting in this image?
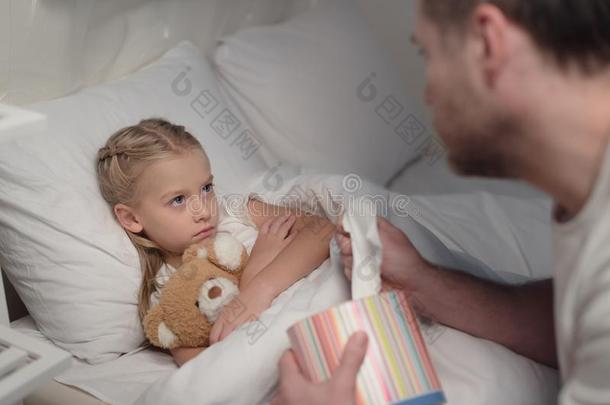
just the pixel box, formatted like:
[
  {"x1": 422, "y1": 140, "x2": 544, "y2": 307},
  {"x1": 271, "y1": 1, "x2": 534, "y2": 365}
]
[{"x1": 194, "y1": 226, "x2": 214, "y2": 239}]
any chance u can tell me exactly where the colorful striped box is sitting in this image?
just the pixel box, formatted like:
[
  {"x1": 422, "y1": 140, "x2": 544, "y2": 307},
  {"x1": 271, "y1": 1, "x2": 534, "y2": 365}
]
[{"x1": 287, "y1": 291, "x2": 445, "y2": 405}]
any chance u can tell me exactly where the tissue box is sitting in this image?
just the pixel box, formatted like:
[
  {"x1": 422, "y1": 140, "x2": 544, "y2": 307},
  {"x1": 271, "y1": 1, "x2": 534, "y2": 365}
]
[{"x1": 287, "y1": 290, "x2": 445, "y2": 405}]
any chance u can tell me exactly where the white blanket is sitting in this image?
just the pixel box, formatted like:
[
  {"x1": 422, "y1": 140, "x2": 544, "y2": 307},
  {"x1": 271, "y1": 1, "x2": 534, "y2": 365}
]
[
  {"x1": 133, "y1": 173, "x2": 558, "y2": 405},
  {"x1": 13, "y1": 172, "x2": 558, "y2": 404}
]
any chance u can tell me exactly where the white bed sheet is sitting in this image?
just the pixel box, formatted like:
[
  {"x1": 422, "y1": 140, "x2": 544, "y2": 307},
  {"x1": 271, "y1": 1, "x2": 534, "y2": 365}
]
[{"x1": 12, "y1": 170, "x2": 558, "y2": 405}]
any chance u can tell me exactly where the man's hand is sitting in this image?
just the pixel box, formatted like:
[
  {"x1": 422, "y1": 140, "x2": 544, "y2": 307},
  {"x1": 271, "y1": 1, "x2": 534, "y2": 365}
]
[
  {"x1": 271, "y1": 332, "x2": 369, "y2": 405},
  {"x1": 335, "y1": 216, "x2": 429, "y2": 292},
  {"x1": 336, "y1": 216, "x2": 558, "y2": 367}
]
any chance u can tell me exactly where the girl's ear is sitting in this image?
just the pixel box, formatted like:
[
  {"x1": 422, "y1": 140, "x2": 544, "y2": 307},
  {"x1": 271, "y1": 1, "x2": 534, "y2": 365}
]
[{"x1": 114, "y1": 203, "x2": 144, "y2": 233}]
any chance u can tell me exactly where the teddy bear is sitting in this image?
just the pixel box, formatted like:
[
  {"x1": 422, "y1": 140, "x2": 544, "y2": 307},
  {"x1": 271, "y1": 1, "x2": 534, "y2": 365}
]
[{"x1": 143, "y1": 233, "x2": 249, "y2": 350}]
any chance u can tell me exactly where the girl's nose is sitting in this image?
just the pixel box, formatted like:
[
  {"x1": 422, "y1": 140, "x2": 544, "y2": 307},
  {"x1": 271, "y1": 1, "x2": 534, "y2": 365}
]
[
  {"x1": 193, "y1": 210, "x2": 210, "y2": 222},
  {"x1": 187, "y1": 196, "x2": 210, "y2": 221}
]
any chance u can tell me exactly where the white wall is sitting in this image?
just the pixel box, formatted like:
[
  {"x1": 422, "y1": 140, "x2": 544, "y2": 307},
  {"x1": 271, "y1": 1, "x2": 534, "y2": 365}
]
[
  {"x1": 0, "y1": 0, "x2": 8, "y2": 100},
  {"x1": 358, "y1": 0, "x2": 434, "y2": 138},
  {"x1": 0, "y1": 0, "x2": 291, "y2": 105},
  {"x1": 0, "y1": 0, "x2": 433, "y2": 137}
]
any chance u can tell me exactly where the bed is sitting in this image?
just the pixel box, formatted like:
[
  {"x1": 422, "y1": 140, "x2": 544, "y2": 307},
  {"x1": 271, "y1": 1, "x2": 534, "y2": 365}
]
[{"x1": 1, "y1": 1, "x2": 559, "y2": 404}]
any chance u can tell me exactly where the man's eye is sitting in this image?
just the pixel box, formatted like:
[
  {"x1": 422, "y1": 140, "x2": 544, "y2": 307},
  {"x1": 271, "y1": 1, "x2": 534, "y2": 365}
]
[
  {"x1": 202, "y1": 183, "x2": 214, "y2": 193},
  {"x1": 171, "y1": 195, "x2": 185, "y2": 207}
]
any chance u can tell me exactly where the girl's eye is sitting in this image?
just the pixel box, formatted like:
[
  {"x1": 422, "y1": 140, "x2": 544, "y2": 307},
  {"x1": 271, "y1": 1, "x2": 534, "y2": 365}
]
[
  {"x1": 202, "y1": 183, "x2": 214, "y2": 193},
  {"x1": 170, "y1": 195, "x2": 185, "y2": 207},
  {"x1": 169, "y1": 184, "x2": 213, "y2": 207}
]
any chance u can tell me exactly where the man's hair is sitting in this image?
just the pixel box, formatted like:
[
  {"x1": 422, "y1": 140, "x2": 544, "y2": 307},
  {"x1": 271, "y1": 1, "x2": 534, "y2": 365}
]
[{"x1": 422, "y1": 0, "x2": 610, "y2": 73}]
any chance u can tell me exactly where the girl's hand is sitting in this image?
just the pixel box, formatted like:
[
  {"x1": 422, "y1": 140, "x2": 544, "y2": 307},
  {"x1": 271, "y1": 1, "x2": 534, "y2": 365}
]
[
  {"x1": 241, "y1": 214, "x2": 298, "y2": 287},
  {"x1": 208, "y1": 283, "x2": 274, "y2": 345}
]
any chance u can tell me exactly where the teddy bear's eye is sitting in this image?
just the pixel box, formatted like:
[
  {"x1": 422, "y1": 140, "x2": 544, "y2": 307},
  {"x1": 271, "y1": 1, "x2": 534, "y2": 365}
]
[{"x1": 195, "y1": 301, "x2": 200, "y2": 308}]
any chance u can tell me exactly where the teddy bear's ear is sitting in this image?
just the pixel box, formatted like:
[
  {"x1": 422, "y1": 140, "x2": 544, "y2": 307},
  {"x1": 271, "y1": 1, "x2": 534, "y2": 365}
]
[
  {"x1": 206, "y1": 233, "x2": 248, "y2": 273},
  {"x1": 143, "y1": 305, "x2": 178, "y2": 349}
]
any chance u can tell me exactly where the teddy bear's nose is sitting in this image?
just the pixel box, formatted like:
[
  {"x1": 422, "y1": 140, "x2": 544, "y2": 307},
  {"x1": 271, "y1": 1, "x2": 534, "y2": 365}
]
[{"x1": 208, "y1": 286, "x2": 222, "y2": 299}]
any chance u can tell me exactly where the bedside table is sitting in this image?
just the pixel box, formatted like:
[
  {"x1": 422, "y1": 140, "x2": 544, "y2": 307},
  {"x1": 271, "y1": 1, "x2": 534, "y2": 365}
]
[{"x1": 0, "y1": 324, "x2": 72, "y2": 405}]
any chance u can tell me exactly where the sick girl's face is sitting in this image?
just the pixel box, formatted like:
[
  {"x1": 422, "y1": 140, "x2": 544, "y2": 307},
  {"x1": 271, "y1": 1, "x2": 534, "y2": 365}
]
[{"x1": 115, "y1": 148, "x2": 219, "y2": 258}]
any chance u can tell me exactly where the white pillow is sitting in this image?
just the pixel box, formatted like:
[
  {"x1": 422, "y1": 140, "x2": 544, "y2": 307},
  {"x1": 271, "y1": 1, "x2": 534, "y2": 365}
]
[
  {"x1": 0, "y1": 41, "x2": 268, "y2": 364},
  {"x1": 213, "y1": 0, "x2": 423, "y2": 185}
]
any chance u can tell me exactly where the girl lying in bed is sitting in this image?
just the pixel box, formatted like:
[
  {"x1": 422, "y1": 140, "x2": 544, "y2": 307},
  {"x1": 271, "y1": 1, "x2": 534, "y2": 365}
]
[{"x1": 95, "y1": 118, "x2": 335, "y2": 366}]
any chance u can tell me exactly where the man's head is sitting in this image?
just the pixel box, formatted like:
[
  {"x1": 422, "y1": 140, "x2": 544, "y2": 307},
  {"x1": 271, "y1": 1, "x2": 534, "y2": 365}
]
[{"x1": 414, "y1": 0, "x2": 610, "y2": 177}]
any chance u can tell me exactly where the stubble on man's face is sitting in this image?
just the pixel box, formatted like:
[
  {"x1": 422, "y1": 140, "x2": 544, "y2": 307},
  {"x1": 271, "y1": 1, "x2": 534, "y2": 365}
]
[{"x1": 416, "y1": 5, "x2": 519, "y2": 179}]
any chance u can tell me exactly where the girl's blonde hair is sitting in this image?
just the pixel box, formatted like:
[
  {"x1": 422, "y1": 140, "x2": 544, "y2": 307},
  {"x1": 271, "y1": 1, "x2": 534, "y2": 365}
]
[{"x1": 96, "y1": 118, "x2": 204, "y2": 322}]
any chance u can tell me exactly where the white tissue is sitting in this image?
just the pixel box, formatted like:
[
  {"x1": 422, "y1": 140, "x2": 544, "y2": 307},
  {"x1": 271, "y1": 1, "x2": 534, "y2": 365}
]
[{"x1": 341, "y1": 198, "x2": 383, "y2": 299}]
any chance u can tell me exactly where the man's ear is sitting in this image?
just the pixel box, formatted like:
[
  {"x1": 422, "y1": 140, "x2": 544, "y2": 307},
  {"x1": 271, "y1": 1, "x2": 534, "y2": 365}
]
[
  {"x1": 114, "y1": 203, "x2": 144, "y2": 233},
  {"x1": 471, "y1": 3, "x2": 510, "y2": 86}
]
